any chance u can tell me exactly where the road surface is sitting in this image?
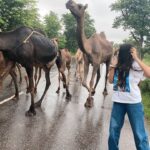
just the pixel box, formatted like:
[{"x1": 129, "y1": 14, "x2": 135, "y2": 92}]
[{"x1": 0, "y1": 63, "x2": 149, "y2": 150}]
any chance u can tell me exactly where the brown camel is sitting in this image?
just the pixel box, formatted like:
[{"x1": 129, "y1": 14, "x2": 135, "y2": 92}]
[
  {"x1": 56, "y1": 48, "x2": 72, "y2": 99},
  {"x1": 0, "y1": 26, "x2": 58, "y2": 116},
  {"x1": 66, "y1": 0, "x2": 113, "y2": 107},
  {"x1": 75, "y1": 48, "x2": 84, "y2": 83},
  {"x1": 0, "y1": 52, "x2": 19, "y2": 99},
  {"x1": 24, "y1": 38, "x2": 59, "y2": 94}
]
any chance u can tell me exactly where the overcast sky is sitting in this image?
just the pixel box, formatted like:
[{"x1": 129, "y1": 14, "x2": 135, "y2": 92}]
[{"x1": 37, "y1": 0, "x2": 130, "y2": 43}]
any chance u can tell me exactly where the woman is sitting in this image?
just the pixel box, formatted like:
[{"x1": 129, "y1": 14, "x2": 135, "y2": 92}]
[{"x1": 108, "y1": 44, "x2": 150, "y2": 150}]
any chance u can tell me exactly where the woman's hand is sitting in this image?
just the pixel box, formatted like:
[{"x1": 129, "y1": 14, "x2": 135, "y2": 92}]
[{"x1": 130, "y1": 47, "x2": 139, "y2": 61}]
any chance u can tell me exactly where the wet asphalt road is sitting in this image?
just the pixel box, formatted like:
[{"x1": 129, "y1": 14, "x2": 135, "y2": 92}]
[{"x1": 0, "y1": 63, "x2": 150, "y2": 150}]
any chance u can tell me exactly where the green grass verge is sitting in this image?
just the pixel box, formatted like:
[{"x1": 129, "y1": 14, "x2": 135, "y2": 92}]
[
  {"x1": 143, "y1": 54, "x2": 150, "y2": 65},
  {"x1": 142, "y1": 92, "x2": 150, "y2": 119},
  {"x1": 142, "y1": 54, "x2": 150, "y2": 119}
]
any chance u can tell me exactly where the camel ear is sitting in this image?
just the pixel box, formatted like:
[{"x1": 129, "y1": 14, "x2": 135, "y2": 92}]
[{"x1": 84, "y1": 4, "x2": 88, "y2": 9}]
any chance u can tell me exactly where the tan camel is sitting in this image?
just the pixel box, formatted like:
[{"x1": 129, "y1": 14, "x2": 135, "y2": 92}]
[
  {"x1": 75, "y1": 48, "x2": 84, "y2": 82},
  {"x1": 66, "y1": 0, "x2": 113, "y2": 107},
  {"x1": 0, "y1": 52, "x2": 19, "y2": 99},
  {"x1": 56, "y1": 48, "x2": 72, "y2": 99}
]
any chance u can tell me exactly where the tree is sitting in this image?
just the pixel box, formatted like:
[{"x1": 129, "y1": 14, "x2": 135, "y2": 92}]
[
  {"x1": 62, "y1": 12, "x2": 96, "y2": 53},
  {"x1": 0, "y1": 0, "x2": 42, "y2": 31},
  {"x1": 44, "y1": 11, "x2": 61, "y2": 39},
  {"x1": 57, "y1": 34, "x2": 67, "y2": 49},
  {"x1": 111, "y1": 0, "x2": 150, "y2": 58}
]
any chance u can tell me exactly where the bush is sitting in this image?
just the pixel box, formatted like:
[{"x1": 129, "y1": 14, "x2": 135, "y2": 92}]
[{"x1": 140, "y1": 79, "x2": 150, "y2": 93}]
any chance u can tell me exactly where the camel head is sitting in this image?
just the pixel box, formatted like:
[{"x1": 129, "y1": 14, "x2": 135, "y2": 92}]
[{"x1": 66, "y1": 0, "x2": 88, "y2": 19}]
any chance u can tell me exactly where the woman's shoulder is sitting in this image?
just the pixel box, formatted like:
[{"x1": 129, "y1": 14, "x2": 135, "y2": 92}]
[{"x1": 132, "y1": 61, "x2": 143, "y2": 71}]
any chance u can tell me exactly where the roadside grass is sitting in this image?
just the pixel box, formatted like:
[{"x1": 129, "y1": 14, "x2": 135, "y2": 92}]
[
  {"x1": 142, "y1": 92, "x2": 150, "y2": 119},
  {"x1": 143, "y1": 54, "x2": 150, "y2": 65},
  {"x1": 142, "y1": 54, "x2": 150, "y2": 119}
]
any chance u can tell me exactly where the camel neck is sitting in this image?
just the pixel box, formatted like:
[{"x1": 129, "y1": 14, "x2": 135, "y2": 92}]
[{"x1": 76, "y1": 17, "x2": 87, "y2": 54}]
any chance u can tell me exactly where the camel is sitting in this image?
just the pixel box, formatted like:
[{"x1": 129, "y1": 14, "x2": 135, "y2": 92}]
[
  {"x1": 0, "y1": 52, "x2": 19, "y2": 99},
  {"x1": 23, "y1": 38, "x2": 58, "y2": 95},
  {"x1": 24, "y1": 38, "x2": 59, "y2": 94},
  {"x1": 75, "y1": 48, "x2": 84, "y2": 83},
  {"x1": 66, "y1": 0, "x2": 113, "y2": 107},
  {"x1": 0, "y1": 26, "x2": 58, "y2": 116},
  {"x1": 55, "y1": 48, "x2": 72, "y2": 99}
]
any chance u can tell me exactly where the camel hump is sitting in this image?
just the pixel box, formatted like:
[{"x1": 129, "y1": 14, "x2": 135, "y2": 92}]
[{"x1": 99, "y1": 32, "x2": 106, "y2": 39}]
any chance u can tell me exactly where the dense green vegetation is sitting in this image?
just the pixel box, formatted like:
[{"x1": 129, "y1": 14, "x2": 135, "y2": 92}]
[
  {"x1": 141, "y1": 55, "x2": 150, "y2": 119},
  {"x1": 111, "y1": 0, "x2": 150, "y2": 58}
]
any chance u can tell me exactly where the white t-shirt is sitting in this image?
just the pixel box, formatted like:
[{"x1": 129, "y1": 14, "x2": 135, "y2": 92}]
[{"x1": 112, "y1": 61, "x2": 145, "y2": 104}]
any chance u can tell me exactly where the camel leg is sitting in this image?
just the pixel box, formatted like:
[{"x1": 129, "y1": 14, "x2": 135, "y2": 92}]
[
  {"x1": 61, "y1": 71, "x2": 72, "y2": 99},
  {"x1": 56, "y1": 71, "x2": 61, "y2": 94},
  {"x1": 34, "y1": 67, "x2": 42, "y2": 93},
  {"x1": 16, "y1": 64, "x2": 22, "y2": 84},
  {"x1": 91, "y1": 67, "x2": 100, "y2": 95},
  {"x1": 79, "y1": 62, "x2": 83, "y2": 83},
  {"x1": 25, "y1": 75, "x2": 30, "y2": 94},
  {"x1": 34, "y1": 66, "x2": 38, "y2": 93},
  {"x1": 34, "y1": 66, "x2": 38, "y2": 84},
  {"x1": 103, "y1": 61, "x2": 110, "y2": 95},
  {"x1": 67, "y1": 65, "x2": 71, "y2": 86},
  {"x1": 25, "y1": 67, "x2": 36, "y2": 116},
  {"x1": 35, "y1": 66, "x2": 51, "y2": 107},
  {"x1": 8, "y1": 71, "x2": 16, "y2": 87},
  {"x1": 8, "y1": 70, "x2": 16, "y2": 87},
  {"x1": 85, "y1": 65, "x2": 99, "y2": 108},
  {"x1": 82, "y1": 57, "x2": 90, "y2": 91},
  {"x1": 9, "y1": 70, "x2": 19, "y2": 100},
  {"x1": 1, "y1": 62, "x2": 15, "y2": 87},
  {"x1": 74, "y1": 62, "x2": 78, "y2": 77}
]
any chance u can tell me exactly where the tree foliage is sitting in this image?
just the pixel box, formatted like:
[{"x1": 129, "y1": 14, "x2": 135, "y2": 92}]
[
  {"x1": 111, "y1": 0, "x2": 150, "y2": 57},
  {"x1": 0, "y1": 0, "x2": 42, "y2": 31},
  {"x1": 62, "y1": 12, "x2": 96, "y2": 53},
  {"x1": 57, "y1": 34, "x2": 67, "y2": 49},
  {"x1": 44, "y1": 11, "x2": 61, "y2": 39}
]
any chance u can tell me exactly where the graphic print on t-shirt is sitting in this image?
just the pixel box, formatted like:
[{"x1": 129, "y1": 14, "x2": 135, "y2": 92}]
[{"x1": 113, "y1": 69, "x2": 130, "y2": 92}]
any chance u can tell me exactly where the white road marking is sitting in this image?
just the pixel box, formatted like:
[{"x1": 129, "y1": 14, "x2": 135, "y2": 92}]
[{"x1": 0, "y1": 91, "x2": 24, "y2": 105}]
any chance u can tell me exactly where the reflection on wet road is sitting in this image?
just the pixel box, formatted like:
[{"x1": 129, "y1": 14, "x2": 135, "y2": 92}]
[{"x1": 0, "y1": 64, "x2": 149, "y2": 150}]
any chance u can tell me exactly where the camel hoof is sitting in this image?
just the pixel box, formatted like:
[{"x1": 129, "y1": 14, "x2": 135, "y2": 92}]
[
  {"x1": 12, "y1": 95, "x2": 19, "y2": 101},
  {"x1": 84, "y1": 97, "x2": 94, "y2": 108},
  {"x1": 34, "y1": 88, "x2": 37, "y2": 94},
  {"x1": 103, "y1": 91, "x2": 108, "y2": 96},
  {"x1": 91, "y1": 90, "x2": 95, "y2": 96},
  {"x1": 26, "y1": 88, "x2": 30, "y2": 94},
  {"x1": 34, "y1": 101, "x2": 42, "y2": 108},
  {"x1": 56, "y1": 90, "x2": 60, "y2": 94},
  {"x1": 63, "y1": 84, "x2": 66, "y2": 89},
  {"x1": 25, "y1": 110, "x2": 36, "y2": 116},
  {"x1": 66, "y1": 93, "x2": 72, "y2": 100}
]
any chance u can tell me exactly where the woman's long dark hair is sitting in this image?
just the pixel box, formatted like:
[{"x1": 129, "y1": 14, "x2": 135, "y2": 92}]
[{"x1": 116, "y1": 44, "x2": 133, "y2": 90}]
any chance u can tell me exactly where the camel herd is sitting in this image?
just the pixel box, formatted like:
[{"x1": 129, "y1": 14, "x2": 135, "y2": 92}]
[{"x1": 0, "y1": 0, "x2": 113, "y2": 116}]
